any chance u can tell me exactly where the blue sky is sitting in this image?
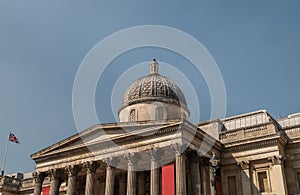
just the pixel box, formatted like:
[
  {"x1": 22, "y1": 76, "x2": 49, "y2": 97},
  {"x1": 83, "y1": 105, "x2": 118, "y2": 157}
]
[{"x1": 0, "y1": 1, "x2": 300, "y2": 174}]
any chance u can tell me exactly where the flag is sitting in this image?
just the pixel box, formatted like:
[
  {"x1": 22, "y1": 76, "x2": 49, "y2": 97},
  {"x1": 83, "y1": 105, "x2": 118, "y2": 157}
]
[{"x1": 9, "y1": 132, "x2": 20, "y2": 144}]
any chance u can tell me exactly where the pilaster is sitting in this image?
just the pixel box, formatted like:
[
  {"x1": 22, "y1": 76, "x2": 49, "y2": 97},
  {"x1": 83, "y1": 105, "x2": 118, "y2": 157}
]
[
  {"x1": 237, "y1": 160, "x2": 252, "y2": 195},
  {"x1": 268, "y1": 155, "x2": 288, "y2": 195}
]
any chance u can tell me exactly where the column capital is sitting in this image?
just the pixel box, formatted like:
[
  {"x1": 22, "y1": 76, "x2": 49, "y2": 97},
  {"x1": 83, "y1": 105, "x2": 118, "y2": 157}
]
[
  {"x1": 65, "y1": 165, "x2": 81, "y2": 177},
  {"x1": 32, "y1": 172, "x2": 46, "y2": 183},
  {"x1": 48, "y1": 169, "x2": 63, "y2": 181},
  {"x1": 84, "y1": 161, "x2": 99, "y2": 173},
  {"x1": 268, "y1": 155, "x2": 284, "y2": 165},
  {"x1": 103, "y1": 157, "x2": 120, "y2": 168},
  {"x1": 147, "y1": 148, "x2": 164, "y2": 162},
  {"x1": 171, "y1": 143, "x2": 188, "y2": 156},
  {"x1": 124, "y1": 152, "x2": 141, "y2": 166},
  {"x1": 237, "y1": 160, "x2": 250, "y2": 170}
]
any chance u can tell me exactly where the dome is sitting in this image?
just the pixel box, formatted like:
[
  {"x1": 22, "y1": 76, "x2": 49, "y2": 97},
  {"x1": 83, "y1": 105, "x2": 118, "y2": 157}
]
[
  {"x1": 120, "y1": 72, "x2": 188, "y2": 110},
  {"x1": 118, "y1": 59, "x2": 190, "y2": 122}
]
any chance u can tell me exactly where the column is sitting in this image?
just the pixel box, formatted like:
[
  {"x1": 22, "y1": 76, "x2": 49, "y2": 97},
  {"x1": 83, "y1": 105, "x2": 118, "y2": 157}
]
[
  {"x1": 124, "y1": 153, "x2": 141, "y2": 195},
  {"x1": 118, "y1": 173, "x2": 126, "y2": 195},
  {"x1": 49, "y1": 169, "x2": 63, "y2": 195},
  {"x1": 84, "y1": 161, "x2": 100, "y2": 195},
  {"x1": 237, "y1": 160, "x2": 252, "y2": 195},
  {"x1": 172, "y1": 143, "x2": 187, "y2": 195},
  {"x1": 66, "y1": 165, "x2": 81, "y2": 195},
  {"x1": 190, "y1": 152, "x2": 201, "y2": 195},
  {"x1": 199, "y1": 157, "x2": 209, "y2": 195},
  {"x1": 268, "y1": 155, "x2": 288, "y2": 195},
  {"x1": 147, "y1": 149, "x2": 163, "y2": 195},
  {"x1": 33, "y1": 172, "x2": 45, "y2": 195},
  {"x1": 103, "y1": 157, "x2": 119, "y2": 195}
]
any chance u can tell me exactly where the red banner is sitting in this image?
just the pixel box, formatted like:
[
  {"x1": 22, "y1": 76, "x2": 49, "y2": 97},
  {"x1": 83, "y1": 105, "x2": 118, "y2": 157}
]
[
  {"x1": 42, "y1": 186, "x2": 50, "y2": 195},
  {"x1": 162, "y1": 164, "x2": 175, "y2": 195},
  {"x1": 217, "y1": 178, "x2": 222, "y2": 195}
]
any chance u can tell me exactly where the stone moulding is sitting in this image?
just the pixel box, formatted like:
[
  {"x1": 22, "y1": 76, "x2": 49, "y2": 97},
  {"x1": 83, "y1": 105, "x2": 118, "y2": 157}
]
[
  {"x1": 223, "y1": 137, "x2": 284, "y2": 152},
  {"x1": 220, "y1": 122, "x2": 280, "y2": 143}
]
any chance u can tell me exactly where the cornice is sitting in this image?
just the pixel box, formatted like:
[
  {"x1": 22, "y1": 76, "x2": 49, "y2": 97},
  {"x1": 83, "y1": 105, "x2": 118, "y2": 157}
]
[
  {"x1": 223, "y1": 136, "x2": 285, "y2": 153},
  {"x1": 33, "y1": 122, "x2": 182, "y2": 161},
  {"x1": 31, "y1": 120, "x2": 182, "y2": 159}
]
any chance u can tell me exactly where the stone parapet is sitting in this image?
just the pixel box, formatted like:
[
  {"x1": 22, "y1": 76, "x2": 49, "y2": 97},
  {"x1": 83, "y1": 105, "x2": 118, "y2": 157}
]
[
  {"x1": 220, "y1": 122, "x2": 277, "y2": 143},
  {"x1": 0, "y1": 176, "x2": 21, "y2": 190},
  {"x1": 284, "y1": 125, "x2": 300, "y2": 141}
]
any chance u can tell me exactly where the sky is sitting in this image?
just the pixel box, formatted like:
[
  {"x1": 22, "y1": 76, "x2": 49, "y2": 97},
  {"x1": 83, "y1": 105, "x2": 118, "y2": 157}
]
[{"x1": 0, "y1": 1, "x2": 300, "y2": 174}]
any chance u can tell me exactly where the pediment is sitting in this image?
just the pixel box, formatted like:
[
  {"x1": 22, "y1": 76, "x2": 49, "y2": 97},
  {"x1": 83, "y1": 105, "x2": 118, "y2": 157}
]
[{"x1": 31, "y1": 120, "x2": 184, "y2": 160}]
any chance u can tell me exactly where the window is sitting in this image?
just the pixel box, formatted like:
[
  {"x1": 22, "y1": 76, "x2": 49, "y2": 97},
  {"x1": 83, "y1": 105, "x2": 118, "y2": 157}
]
[
  {"x1": 130, "y1": 109, "x2": 137, "y2": 122},
  {"x1": 227, "y1": 176, "x2": 237, "y2": 195},
  {"x1": 156, "y1": 107, "x2": 164, "y2": 120},
  {"x1": 258, "y1": 171, "x2": 270, "y2": 192}
]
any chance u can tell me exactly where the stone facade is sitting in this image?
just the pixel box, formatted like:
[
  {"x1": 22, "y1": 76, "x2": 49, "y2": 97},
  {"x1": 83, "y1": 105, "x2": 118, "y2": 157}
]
[
  {"x1": 217, "y1": 110, "x2": 299, "y2": 195},
  {"x1": 1, "y1": 61, "x2": 300, "y2": 195},
  {"x1": 1, "y1": 111, "x2": 300, "y2": 195}
]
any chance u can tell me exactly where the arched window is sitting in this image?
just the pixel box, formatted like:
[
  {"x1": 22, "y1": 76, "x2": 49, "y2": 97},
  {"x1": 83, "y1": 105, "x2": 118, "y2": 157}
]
[
  {"x1": 130, "y1": 109, "x2": 137, "y2": 122},
  {"x1": 156, "y1": 107, "x2": 164, "y2": 120}
]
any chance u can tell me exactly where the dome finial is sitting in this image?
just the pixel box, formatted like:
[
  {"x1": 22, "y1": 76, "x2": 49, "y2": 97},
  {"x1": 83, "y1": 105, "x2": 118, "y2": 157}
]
[{"x1": 150, "y1": 59, "x2": 159, "y2": 74}]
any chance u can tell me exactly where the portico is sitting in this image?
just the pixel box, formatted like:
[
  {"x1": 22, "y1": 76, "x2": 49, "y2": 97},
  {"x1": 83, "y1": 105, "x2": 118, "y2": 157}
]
[{"x1": 31, "y1": 120, "x2": 220, "y2": 195}]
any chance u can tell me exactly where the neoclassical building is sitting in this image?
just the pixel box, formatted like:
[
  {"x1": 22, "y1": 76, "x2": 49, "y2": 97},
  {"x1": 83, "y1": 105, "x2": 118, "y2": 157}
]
[{"x1": 1, "y1": 60, "x2": 300, "y2": 195}]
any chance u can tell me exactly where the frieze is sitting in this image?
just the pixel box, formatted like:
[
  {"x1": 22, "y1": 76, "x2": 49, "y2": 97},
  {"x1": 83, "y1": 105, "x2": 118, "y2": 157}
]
[
  {"x1": 286, "y1": 141, "x2": 300, "y2": 149},
  {"x1": 223, "y1": 138, "x2": 280, "y2": 152},
  {"x1": 115, "y1": 126, "x2": 180, "y2": 144}
]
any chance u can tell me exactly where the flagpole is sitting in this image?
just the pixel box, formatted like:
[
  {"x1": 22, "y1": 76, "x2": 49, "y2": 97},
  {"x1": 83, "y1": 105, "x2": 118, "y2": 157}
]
[{"x1": 1, "y1": 131, "x2": 10, "y2": 176}]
